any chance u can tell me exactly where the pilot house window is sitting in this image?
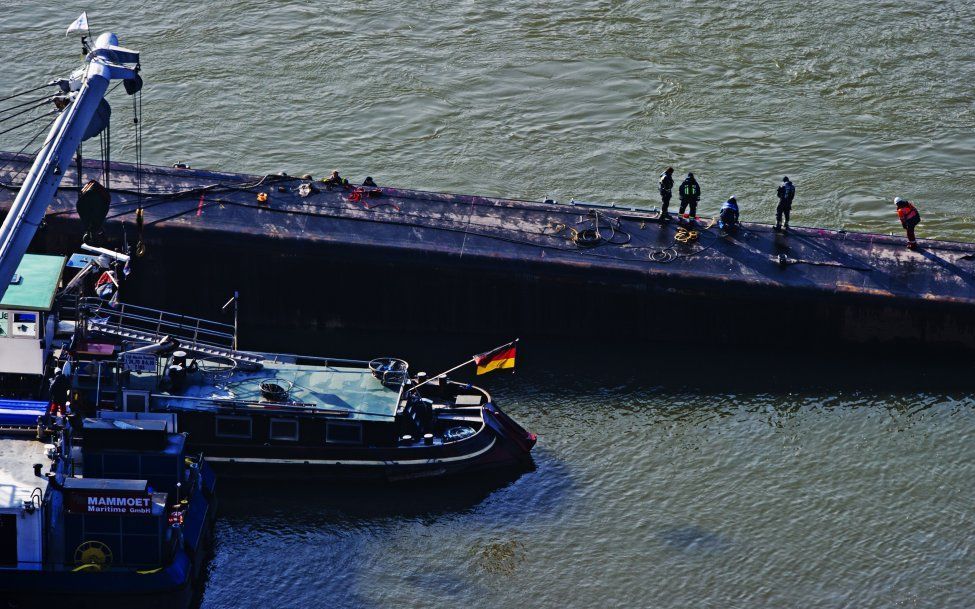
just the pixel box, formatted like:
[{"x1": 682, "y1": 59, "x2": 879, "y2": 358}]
[
  {"x1": 123, "y1": 391, "x2": 148, "y2": 413},
  {"x1": 326, "y1": 421, "x2": 362, "y2": 445},
  {"x1": 269, "y1": 419, "x2": 299, "y2": 441},
  {"x1": 215, "y1": 416, "x2": 252, "y2": 439}
]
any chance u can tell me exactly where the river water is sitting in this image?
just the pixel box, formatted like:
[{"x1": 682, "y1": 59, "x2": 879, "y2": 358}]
[{"x1": 3, "y1": 2, "x2": 975, "y2": 608}]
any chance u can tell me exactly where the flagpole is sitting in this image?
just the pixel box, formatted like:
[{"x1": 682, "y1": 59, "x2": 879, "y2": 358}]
[
  {"x1": 410, "y1": 339, "x2": 517, "y2": 392},
  {"x1": 410, "y1": 358, "x2": 475, "y2": 392}
]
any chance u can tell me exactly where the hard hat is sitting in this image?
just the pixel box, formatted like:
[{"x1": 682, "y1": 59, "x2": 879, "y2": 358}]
[{"x1": 894, "y1": 197, "x2": 904, "y2": 205}]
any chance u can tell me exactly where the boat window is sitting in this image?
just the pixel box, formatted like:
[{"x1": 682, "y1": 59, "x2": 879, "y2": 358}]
[
  {"x1": 122, "y1": 390, "x2": 149, "y2": 413},
  {"x1": 326, "y1": 421, "x2": 362, "y2": 445},
  {"x1": 215, "y1": 415, "x2": 252, "y2": 439},
  {"x1": 0, "y1": 514, "x2": 17, "y2": 565},
  {"x1": 269, "y1": 418, "x2": 299, "y2": 441}
]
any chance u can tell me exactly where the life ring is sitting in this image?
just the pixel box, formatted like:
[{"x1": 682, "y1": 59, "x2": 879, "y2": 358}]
[{"x1": 74, "y1": 540, "x2": 113, "y2": 571}]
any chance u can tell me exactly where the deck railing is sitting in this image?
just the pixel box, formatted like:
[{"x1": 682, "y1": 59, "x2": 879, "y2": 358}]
[{"x1": 81, "y1": 298, "x2": 236, "y2": 350}]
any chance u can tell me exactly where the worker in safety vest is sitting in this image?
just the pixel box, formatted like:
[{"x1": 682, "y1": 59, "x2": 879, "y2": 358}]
[
  {"x1": 775, "y1": 176, "x2": 795, "y2": 231},
  {"x1": 658, "y1": 167, "x2": 675, "y2": 220},
  {"x1": 718, "y1": 196, "x2": 740, "y2": 232},
  {"x1": 894, "y1": 197, "x2": 921, "y2": 250},
  {"x1": 678, "y1": 172, "x2": 701, "y2": 220}
]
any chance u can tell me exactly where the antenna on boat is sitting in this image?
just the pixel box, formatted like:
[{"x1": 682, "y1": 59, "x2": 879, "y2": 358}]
[{"x1": 221, "y1": 291, "x2": 239, "y2": 350}]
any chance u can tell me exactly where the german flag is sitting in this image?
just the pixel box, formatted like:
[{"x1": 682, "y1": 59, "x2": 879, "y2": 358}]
[{"x1": 473, "y1": 341, "x2": 517, "y2": 375}]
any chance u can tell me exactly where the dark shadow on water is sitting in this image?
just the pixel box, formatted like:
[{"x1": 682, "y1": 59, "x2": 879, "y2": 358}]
[
  {"x1": 253, "y1": 328, "x2": 975, "y2": 395},
  {"x1": 216, "y1": 467, "x2": 533, "y2": 523},
  {"x1": 214, "y1": 446, "x2": 574, "y2": 527},
  {"x1": 658, "y1": 525, "x2": 732, "y2": 554},
  {"x1": 197, "y1": 449, "x2": 576, "y2": 609},
  {"x1": 506, "y1": 339, "x2": 975, "y2": 397}
]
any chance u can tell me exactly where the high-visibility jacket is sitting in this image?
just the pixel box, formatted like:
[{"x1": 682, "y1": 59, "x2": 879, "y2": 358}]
[
  {"x1": 897, "y1": 202, "x2": 920, "y2": 228},
  {"x1": 679, "y1": 179, "x2": 700, "y2": 200}
]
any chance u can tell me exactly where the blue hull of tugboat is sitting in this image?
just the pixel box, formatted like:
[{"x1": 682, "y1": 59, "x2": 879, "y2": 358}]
[
  {"x1": 0, "y1": 553, "x2": 194, "y2": 609},
  {"x1": 0, "y1": 468, "x2": 217, "y2": 609}
]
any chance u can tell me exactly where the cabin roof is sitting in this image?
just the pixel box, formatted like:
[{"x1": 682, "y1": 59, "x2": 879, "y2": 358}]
[
  {"x1": 63, "y1": 478, "x2": 149, "y2": 493},
  {"x1": 139, "y1": 361, "x2": 402, "y2": 422},
  {"x1": 1, "y1": 254, "x2": 65, "y2": 312}
]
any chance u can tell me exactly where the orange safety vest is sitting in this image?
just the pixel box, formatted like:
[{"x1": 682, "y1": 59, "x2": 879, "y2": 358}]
[{"x1": 897, "y1": 203, "x2": 919, "y2": 226}]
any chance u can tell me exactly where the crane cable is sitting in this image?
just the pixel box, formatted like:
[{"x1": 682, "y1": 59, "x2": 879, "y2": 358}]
[
  {"x1": 0, "y1": 82, "x2": 54, "y2": 104},
  {"x1": 133, "y1": 89, "x2": 145, "y2": 256},
  {"x1": 0, "y1": 94, "x2": 56, "y2": 116}
]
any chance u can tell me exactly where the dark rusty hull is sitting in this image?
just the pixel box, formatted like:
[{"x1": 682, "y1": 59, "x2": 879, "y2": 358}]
[{"x1": 3, "y1": 151, "x2": 975, "y2": 354}]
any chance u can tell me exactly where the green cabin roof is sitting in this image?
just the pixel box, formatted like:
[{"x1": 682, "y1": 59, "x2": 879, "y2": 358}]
[
  {"x1": 132, "y1": 361, "x2": 403, "y2": 423},
  {"x1": 1, "y1": 254, "x2": 66, "y2": 311}
]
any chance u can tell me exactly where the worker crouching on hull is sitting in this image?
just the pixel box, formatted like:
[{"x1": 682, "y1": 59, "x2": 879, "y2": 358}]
[
  {"x1": 894, "y1": 197, "x2": 921, "y2": 250},
  {"x1": 718, "y1": 196, "x2": 740, "y2": 234}
]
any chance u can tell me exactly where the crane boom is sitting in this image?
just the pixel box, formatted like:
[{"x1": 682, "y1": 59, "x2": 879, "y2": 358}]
[{"x1": 0, "y1": 31, "x2": 141, "y2": 301}]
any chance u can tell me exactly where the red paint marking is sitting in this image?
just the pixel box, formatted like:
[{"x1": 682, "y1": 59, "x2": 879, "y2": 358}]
[{"x1": 196, "y1": 194, "x2": 204, "y2": 217}]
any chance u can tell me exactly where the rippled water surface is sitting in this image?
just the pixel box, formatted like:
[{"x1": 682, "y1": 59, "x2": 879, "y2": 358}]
[
  {"x1": 204, "y1": 341, "x2": 975, "y2": 609},
  {"x1": 3, "y1": 1, "x2": 975, "y2": 607}
]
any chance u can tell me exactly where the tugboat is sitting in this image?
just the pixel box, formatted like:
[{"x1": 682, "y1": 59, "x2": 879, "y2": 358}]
[
  {"x1": 0, "y1": 22, "x2": 535, "y2": 483},
  {"x1": 0, "y1": 413, "x2": 216, "y2": 608},
  {"x1": 72, "y1": 300, "x2": 536, "y2": 480}
]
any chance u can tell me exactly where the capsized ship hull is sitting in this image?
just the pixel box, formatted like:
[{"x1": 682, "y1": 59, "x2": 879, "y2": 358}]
[{"x1": 3, "y1": 151, "x2": 975, "y2": 354}]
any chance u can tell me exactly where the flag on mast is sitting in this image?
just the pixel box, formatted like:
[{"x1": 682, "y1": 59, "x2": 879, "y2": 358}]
[
  {"x1": 473, "y1": 340, "x2": 517, "y2": 375},
  {"x1": 66, "y1": 12, "x2": 90, "y2": 36}
]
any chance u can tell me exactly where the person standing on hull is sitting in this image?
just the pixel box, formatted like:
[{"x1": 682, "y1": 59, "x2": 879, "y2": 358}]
[
  {"x1": 658, "y1": 166, "x2": 675, "y2": 220},
  {"x1": 775, "y1": 176, "x2": 795, "y2": 231},
  {"x1": 678, "y1": 172, "x2": 701, "y2": 221},
  {"x1": 894, "y1": 197, "x2": 921, "y2": 250}
]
